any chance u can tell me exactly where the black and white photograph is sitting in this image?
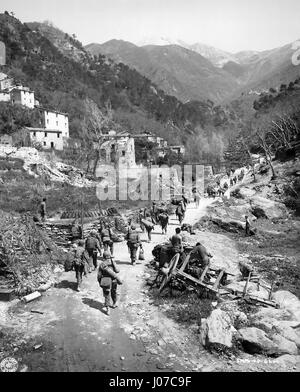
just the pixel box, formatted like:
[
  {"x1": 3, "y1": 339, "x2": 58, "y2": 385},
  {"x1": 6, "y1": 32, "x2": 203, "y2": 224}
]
[{"x1": 0, "y1": 0, "x2": 299, "y2": 378}]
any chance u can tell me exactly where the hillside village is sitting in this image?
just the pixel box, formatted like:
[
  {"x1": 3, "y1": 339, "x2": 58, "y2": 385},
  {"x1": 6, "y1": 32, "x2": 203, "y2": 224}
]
[{"x1": 0, "y1": 10, "x2": 299, "y2": 375}]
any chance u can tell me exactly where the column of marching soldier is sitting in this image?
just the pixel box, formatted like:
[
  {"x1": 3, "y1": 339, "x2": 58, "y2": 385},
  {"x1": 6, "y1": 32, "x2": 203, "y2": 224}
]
[{"x1": 65, "y1": 203, "x2": 172, "y2": 315}]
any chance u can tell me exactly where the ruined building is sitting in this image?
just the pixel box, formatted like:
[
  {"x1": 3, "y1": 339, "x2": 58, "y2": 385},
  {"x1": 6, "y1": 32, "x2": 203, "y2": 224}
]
[{"x1": 99, "y1": 131, "x2": 136, "y2": 169}]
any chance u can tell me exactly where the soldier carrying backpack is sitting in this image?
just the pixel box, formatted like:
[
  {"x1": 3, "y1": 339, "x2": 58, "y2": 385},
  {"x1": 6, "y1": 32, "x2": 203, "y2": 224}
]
[
  {"x1": 73, "y1": 240, "x2": 89, "y2": 292},
  {"x1": 125, "y1": 224, "x2": 142, "y2": 265},
  {"x1": 100, "y1": 223, "x2": 114, "y2": 255},
  {"x1": 85, "y1": 230, "x2": 102, "y2": 272}
]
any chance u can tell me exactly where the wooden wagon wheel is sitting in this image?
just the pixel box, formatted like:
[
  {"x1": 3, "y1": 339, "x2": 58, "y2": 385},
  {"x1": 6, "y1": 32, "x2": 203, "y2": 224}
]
[{"x1": 158, "y1": 253, "x2": 180, "y2": 294}]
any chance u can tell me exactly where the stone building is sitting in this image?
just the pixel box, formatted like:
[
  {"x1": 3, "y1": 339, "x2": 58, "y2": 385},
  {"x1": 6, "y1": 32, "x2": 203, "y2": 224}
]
[
  {"x1": 25, "y1": 127, "x2": 64, "y2": 150},
  {"x1": 10, "y1": 86, "x2": 35, "y2": 109},
  {"x1": 99, "y1": 131, "x2": 136, "y2": 169}
]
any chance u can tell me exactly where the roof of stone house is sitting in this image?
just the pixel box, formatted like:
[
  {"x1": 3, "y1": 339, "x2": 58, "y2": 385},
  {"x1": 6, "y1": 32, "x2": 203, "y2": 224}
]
[
  {"x1": 25, "y1": 127, "x2": 63, "y2": 134},
  {"x1": 38, "y1": 107, "x2": 68, "y2": 116}
]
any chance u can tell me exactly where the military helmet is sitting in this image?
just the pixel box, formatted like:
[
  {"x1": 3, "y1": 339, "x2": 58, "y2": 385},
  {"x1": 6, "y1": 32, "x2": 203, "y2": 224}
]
[
  {"x1": 78, "y1": 240, "x2": 85, "y2": 246},
  {"x1": 131, "y1": 224, "x2": 136, "y2": 230}
]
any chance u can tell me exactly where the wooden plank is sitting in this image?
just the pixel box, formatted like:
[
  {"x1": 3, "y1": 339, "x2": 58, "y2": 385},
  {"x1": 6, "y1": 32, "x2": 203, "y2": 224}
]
[
  {"x1": 243, "y1": 272, "x2": 252, "y2": 297},
  {"x1": 199, "y1": 265, "x2": 210, "y2": 283},
  {"x1": 178, "y1": 254, "x2": 190, "y2": 273},
  {"x1": 212, "y1": 270, "x2": 225, "y2": 291},
  {"x1": 176, "y1": 271, "x2": 218, "y2": 292}
]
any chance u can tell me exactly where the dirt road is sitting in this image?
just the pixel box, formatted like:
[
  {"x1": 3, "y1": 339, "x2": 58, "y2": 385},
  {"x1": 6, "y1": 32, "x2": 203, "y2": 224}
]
[
  {"x1": 3, "y1": 199, "x2": 226, "y2": 372},
  {"x1": 1, "y1": 198, "x2": 289, "y2": 373}
]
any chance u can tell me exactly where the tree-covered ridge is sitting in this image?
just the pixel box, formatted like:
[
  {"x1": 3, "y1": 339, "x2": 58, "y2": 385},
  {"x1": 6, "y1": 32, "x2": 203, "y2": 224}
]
[{"x1": 0, "y1": 13, "x2": 238, "y2": 159}]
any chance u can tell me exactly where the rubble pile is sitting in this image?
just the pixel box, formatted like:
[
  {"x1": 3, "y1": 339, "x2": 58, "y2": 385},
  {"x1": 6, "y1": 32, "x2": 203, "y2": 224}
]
[
  {"x1": 0, "y1": 146, "x2": 95, "y2": 188},
  {"x1": 0, "y1": 210, "x2": 66, "y2": 296}
]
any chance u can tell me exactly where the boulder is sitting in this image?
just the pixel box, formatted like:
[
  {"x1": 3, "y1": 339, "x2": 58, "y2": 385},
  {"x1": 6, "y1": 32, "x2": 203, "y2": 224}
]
[
  {"x1": 274, "y1": 355, "x2": 300, "y2": 370},
  {"x1": 238, "y1": 187, "x2": 256, "y2": 199},
  {"x1": 272, "y1": 291, "x2": 300, "y2": 321},
  {"x1": 250, "y1": 196, "x2": 287, "y2": 219},
  {"x1": 271, "y1": 334, "x2": 298, "y2": 355},
  {"x1": 251, "y1": 307, "x2": 295, "y2": 323},
  {"x1": 273, "y1": 325, "x2": 300, "y2": 348},
  {"x1": 210, "y1": 217, "x2": 256, "y2": 235},
  {"x1": 199, "y1": 309, "x2": 233, "y2": 348},
  {"x1": 237, "y1": 327, "x2": 277, "y2": 354}
]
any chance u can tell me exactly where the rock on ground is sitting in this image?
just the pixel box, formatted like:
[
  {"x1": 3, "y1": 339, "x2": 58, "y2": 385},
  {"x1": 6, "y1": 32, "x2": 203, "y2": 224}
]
[
  {"x1": 237, "y1": 327, "x2": 277, "y2": 355},
  {"x1": 271, "y1": 334, "x2": 298, "y2": 356},
  {"x1": 275, "y1": 355, "x2": 300, "y2": 371},
  {"x1": 272, "y1": 291, "x2": 300, "y2": 321},
  {"x1": 250, "y1": 196, "x2": 287, "y2": 219},
  {"x1": 200, "y1": 309, "x2": 233, "y2": 348}
]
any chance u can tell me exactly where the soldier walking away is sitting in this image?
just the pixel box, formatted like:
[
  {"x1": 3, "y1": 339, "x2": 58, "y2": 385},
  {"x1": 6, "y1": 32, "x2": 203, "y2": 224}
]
[
  {"x1": 230, "y1": 178, "x2": 233, "y2": 187},
  {"x1": 245, "y1": 215, "x2": 251, "y2": 236},
  {"x1": 39, "y1": 198, "x2": 47, "y2": 222},
  {"x1": 182, "y1": 195, "x2": 188, "y2": 209},
  {"x1": 138, "y1": 208, "x2": 145, "y2": 232},
  {"x1": 151, "y1": 202, "x2": 159, "y2": 224},
  {"x1": 158, "y1": 212, "x2": 169, "y2": 234},
  {"x1": 143, "y1": 219, "x2": 155, "y2": 242},
  {"x1": 176, "y1": 201, "x2": 185, "y2": 225},
  {"x1": 100, "y1": 223, "x2": 114, "y2": 255},
  {"x1": 73, "y1": 240, "x2": 89, "y2": 292},
  {"x1": 71, "y1": 219, "x2": 82, "y2": 241},
  {"x1": 98, "y1": 251, "x2": 122, "y2": 315},
  {"x1": 126, "y1": 224, "x2": 142, "y2": 265},
  {"x1": 85, "y1": 230, "x2": 102, "y2": 271}
]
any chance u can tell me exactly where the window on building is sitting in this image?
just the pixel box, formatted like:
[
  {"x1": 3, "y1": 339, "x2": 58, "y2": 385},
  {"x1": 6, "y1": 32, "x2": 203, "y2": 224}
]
[
  {"x1": 56, "y1": 121, "x2": 58, "y2": 126},
  {"x1": 47, "y1": 119, "x2": 49, "y2": 124},
  {"x1": 43, "y1": 142, "x2": 46, "y2": 146},
  {"x1": 33, "y1": 132, "x2": 36, "y2": 137},
  {"x1": 122, "y1": 151, "x2": 126, "y2": 157},
  {"x1": 57, "y1": 133, "x2": 60, "y2": 138},
  {"x1": 45, "y1": 132, "x2": 47, "y2": 137}
]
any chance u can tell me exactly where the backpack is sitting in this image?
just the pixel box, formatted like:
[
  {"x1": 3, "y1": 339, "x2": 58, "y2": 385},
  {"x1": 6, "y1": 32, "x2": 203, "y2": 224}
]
[
  {"x1": 73, "y1": 248, "x2": 86, "y2": 267},
  {"x1": 127, "y1": 231, "x2": 139, "y2": 246},
  {"x1": 86, "y1": 237, "x2": 98, "y2": 251}
]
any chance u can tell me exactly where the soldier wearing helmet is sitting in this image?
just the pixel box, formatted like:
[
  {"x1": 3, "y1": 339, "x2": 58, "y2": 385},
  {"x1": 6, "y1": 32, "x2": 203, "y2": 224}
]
[
  {"x1": 125, "y1": 224, "x2": 141, "y2": 265},
  {"x1": 98, "y1": 250, "x2": 122, "y2": 315}
]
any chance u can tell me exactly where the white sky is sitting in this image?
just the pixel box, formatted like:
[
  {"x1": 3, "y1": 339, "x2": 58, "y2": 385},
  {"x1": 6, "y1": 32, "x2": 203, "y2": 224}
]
[{"x1": 2, "y1": 0, "x2": 300, "y2": 52}]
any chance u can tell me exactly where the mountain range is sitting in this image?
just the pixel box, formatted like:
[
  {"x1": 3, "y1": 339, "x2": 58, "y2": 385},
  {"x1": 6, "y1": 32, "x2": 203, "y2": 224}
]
[{"x1": 86, "y1": 38, "x2": 300, "y2": 104}]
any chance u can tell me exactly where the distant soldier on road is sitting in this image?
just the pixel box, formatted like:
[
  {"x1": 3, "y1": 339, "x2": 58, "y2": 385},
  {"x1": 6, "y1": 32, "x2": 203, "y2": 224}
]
[
  {"x1": 138, "y1": 208, "x2": 145, "y2": 232},
  {"x1": 100, "y1": 223, "x2": 114, "y2": 256},
  {"x1": 73, "y1": 240, "x2": 89, "y2": 292},
  {"x1": 176, "y1": 200, "x2": 185, "y2": 224},
  {"x1": 158, "y1": 212, "x2": 169, "y2": 234},
  {"x1": 39, "y1": 198, "x2": 47, "y2": 222},
  {"x1": 142, "y1": 219, "x2": 155, "y2": 242},
  {"x1": 126, "y1": 224, "x2": 142, "y2": 265},
  {"x1": 85, "y1": 230, "x2": 102, "y2": 272}
]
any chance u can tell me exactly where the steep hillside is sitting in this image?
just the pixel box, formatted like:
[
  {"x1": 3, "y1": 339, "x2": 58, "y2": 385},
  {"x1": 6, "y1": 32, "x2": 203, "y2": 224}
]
[
  {"x1": 0, "y1": 15, "x2": 240, "y2": 164},
  {"x1": 87, "y1": 38, "x2": 300, "y2": 104},
  {"x1": 86, "y1": 40, "x2": 238, "y2": 103}
]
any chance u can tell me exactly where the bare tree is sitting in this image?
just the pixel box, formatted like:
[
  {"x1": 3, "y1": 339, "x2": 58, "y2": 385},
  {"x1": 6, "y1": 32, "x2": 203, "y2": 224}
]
[{"x1": 83, "y1": 99, "x2": 114, "y2": 175}]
